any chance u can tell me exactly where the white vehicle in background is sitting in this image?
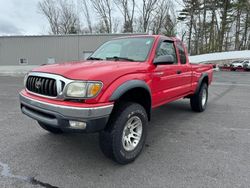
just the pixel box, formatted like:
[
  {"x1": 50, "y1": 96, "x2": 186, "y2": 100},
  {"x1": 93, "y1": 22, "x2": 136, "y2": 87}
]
[
  {"x1": 243, "y1": 60, "x2": 250, "y2": 71},
  {"x1": 230, "y1": 60, "x2": 244, "y2": 71}
]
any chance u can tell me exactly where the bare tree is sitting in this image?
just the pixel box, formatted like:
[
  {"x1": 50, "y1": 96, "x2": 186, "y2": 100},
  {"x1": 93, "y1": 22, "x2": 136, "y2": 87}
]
[
  {"x1": 59, "y1": 0, "x2": 78, "y2": 34},
  {"x1": 38, "y1": 0, "x2": 79, "y2": 34},
  {"x1": 82, "y1": 0, "x2": 93, "y2": 33},
  {"x1": 113, "y1": 18, "x2": 120, "y2": 33},
  {"x1": 91, "y1": 0, "x2": 113, "y2": 33},
  {"x1": 92, "y1": 21, "x2": 107, "y2": 33},
  {"x1": 151, "y1": 0, "x2": 176, "y2": 35},
  {"x1": 38, "y1": 0, "x2": 60, "y2": 34},
  {"x1": 115, "y1": 0, "x2": 135, "y2": 33},
  {"x1": 163, "y1": 10, "x2": 177, "y2": 36},
  {"x1": 238, "y1": 0, "x2": 250, "y2": 50},
  {"x1": 151, "y1": 0, "x2": 168, "y2": 34},
  {"x1": 218, "y1": 0, "x2": 234, "y2": 52},
  {"x1": 178, "y1": 0, "x2": 201, "y2": 54},
  {"x1": 140, "y1": 0, "x2": 158, "y2": 33}
]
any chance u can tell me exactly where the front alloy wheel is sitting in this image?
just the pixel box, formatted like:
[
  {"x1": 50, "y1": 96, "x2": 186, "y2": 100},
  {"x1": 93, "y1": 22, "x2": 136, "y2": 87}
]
[
  {"x1": 122, "y1": 116, "x2": 143, "y2": 152},
  {"x1": 99, "y1": 102, "x2": 148, "y2": 164}
]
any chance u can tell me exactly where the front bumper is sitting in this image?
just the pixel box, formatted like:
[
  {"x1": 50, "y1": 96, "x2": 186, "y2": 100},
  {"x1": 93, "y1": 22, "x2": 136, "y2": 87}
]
[{"x1": 19, "y1": 93, "x2": 114, "y2": 133}]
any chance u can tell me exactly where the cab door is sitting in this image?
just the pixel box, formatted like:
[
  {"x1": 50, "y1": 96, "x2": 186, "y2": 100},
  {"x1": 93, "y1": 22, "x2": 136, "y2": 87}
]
[
  {"x1": 175, "y1": 41, "x2": 192, "y2": 95},
  {"x1": 152, "y1": 40, "x2": 183, "y2": 106}
]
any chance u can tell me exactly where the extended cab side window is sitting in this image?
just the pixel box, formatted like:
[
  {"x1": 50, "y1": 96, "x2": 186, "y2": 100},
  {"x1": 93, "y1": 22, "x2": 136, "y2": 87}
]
[
  {"x1": 177, "y1": 42, "x2": 187, "y2": 64},
  {"x1": 155, "y1": 41, "x2": 177, "y2": 64}
]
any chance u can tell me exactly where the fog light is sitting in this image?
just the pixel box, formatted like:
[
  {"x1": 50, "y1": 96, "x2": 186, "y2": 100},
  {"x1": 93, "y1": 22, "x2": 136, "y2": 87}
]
[{"x1": 69, "y1": 121, "x2": 87, "y2": 129}]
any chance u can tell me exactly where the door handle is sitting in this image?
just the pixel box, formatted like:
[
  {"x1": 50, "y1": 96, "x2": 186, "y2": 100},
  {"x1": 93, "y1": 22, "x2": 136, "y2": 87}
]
[{"x1": 177, "y1": 70, "x2": 182, "y2": 74}]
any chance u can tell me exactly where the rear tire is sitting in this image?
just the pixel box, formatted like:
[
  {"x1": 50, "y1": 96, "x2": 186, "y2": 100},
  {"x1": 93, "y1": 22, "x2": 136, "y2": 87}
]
[
  {"x1": 190, "y1": 83, "x2": 208, "y2": 112},
  {"x1": 38, "y1": 122, "x2": 63, "y2": 134},
  {"x1": 99, "y1": 102, "x2": 148, "y2": 165}
]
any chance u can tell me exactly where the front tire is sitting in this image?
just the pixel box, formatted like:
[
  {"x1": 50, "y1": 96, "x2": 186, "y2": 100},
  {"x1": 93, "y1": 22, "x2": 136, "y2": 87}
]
[
  {"x1": 190, "y1": 83, "x2": 208, "y2": 112},
  {"x1": 38, "y1": 122, "x2": 63, "y2": 134},
  {"x1": 99, "y1": 102, "x2": 148, "y2": 165}
]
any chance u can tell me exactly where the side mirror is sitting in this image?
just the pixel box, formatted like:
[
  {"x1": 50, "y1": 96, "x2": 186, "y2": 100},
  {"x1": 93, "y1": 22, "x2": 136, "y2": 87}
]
[{"x1": 154, "y1": 55, "x2": 175, "y2": 65}]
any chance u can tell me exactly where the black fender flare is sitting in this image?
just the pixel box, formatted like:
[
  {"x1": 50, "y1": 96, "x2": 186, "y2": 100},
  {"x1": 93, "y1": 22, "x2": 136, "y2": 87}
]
[
  {"x1": 109, "y1": 80, "x2": 152, "y2": 120},
  {"x1": 109, "y1": 80, "x2": 151, "y2": 101},
  {"x1": 194, "y1": 73, "x2": 209, "y2": 94}
]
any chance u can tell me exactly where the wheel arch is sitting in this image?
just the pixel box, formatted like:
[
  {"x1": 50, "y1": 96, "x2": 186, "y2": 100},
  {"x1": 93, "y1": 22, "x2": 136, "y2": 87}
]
[
  {"x1": 109, "y1": 80, "x2": 152, "y2": 121},
  {"x1": 195, "y1": 73, "x2": 209, "y2": 95}
]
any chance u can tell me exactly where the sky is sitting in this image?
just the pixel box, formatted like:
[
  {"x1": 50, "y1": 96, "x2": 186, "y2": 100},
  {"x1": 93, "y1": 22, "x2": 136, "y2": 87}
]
[
  {"x1": 0, "y1": 0, "x2": 184, "y2": 36},
  {"x1": 0, "y1": 0, "x2": 48, "y2": 35}
]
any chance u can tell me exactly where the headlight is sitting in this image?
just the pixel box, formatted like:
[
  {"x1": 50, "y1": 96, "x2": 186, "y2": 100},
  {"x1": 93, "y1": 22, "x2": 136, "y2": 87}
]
[
  {"x1": 24, "y1": 73, "x2": 29, "y2": 87},
  {"x1": 66, "y1": 82, "x2": 102, "y2": 98}
]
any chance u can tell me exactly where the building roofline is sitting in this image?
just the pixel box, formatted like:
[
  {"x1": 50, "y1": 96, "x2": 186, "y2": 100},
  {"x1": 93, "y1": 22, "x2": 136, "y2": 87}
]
[{"x1": 0, "y1": 33, "x2": 146, "y2": 39}]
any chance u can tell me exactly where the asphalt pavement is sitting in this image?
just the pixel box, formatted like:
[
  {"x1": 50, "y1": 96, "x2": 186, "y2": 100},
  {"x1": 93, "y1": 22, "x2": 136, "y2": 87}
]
[{"x1": 0, "y1": 71, "x2": 250, "y2": 188}]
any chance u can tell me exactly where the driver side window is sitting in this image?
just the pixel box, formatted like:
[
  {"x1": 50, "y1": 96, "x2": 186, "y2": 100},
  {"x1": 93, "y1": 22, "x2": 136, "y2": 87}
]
[{"x1": 155, "y1": 41, "x2": 177, "y2": 64}]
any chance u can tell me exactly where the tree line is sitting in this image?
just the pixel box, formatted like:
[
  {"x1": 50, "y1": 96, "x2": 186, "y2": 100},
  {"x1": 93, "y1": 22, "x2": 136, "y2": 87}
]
[
  {"x1": 38, "y1": 0, "x2": 176, "y2": 34},
  {"x1": 38, "y1": 0, "x2": 250, "y2": 55},
  {"x1": 179, "y1": 0, "x2": 250, "y2": 55}
]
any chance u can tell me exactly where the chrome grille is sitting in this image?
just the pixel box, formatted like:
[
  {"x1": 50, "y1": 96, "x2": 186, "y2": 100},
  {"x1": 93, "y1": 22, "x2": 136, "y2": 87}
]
[{"x1": 26, "y1": 76, "x2": 57, "y2": 97}]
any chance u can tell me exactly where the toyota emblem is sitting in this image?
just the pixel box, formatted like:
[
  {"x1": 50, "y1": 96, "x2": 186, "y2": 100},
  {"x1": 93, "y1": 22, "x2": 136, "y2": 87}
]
[{"x1": 35, "y1": 80, "x2": 42, "y2": 89}]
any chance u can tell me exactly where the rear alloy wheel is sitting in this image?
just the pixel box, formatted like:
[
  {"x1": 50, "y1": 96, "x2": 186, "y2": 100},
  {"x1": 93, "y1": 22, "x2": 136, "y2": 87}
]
[
  {"x1": 38, "y1": 122, "x2": 63, "y2": 134},
  {"x1": 99, "y1": 102, "x2": 148, "y2": 164},
  {"x1": 190, "y1": 83, "x2": 208, "y2": 112}
]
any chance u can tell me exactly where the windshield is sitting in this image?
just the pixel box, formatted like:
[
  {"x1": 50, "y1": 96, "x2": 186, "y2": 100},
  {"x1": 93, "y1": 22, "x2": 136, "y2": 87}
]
[{"x1": 88, "y1": 37, "x2": 154, "y2": 62}]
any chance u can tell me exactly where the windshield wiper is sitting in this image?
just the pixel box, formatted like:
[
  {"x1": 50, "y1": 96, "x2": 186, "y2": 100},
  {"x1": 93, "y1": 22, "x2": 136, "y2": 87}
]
[
  {"x1": 106, "y1": 56, "x2": 135, "y2": 62},
  {"x1": 87, "y1": 57, "x2": 103, "y2": 61}
]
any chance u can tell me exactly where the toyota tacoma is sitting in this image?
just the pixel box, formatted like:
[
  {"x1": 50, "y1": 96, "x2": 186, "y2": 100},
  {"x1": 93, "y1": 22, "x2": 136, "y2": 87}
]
[{"x1": 19, "y1": 35, "x2": 213, "y2": 164}]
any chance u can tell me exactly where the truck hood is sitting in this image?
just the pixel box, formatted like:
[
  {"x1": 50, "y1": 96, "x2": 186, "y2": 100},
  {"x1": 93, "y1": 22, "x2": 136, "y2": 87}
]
[{"x1": 32, "y1": 60, "x2": 149, "y2": 81}]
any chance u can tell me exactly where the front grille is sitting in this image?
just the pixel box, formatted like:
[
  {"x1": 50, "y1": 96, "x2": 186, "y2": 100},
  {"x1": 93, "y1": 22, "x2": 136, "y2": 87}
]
[{"x1": 26, "y1": 76, "x2": 57, "y2": 97}]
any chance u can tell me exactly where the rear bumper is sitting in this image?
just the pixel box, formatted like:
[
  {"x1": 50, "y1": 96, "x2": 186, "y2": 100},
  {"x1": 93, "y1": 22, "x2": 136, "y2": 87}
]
[{"x1": 19, "y1": 93, "x2": 114, "y2": 133}]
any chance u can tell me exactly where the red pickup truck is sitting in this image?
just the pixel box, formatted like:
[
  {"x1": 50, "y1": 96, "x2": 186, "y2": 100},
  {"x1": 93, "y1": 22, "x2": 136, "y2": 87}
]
[{"x1": 19, "y1": 35, "x2": 213, "y2": 164}]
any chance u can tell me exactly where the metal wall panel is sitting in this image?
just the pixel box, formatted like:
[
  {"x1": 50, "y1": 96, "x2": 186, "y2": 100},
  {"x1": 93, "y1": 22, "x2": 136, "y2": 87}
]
[{"x1": 0, "y1": 34, "x2": 136, "y2": 65}]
